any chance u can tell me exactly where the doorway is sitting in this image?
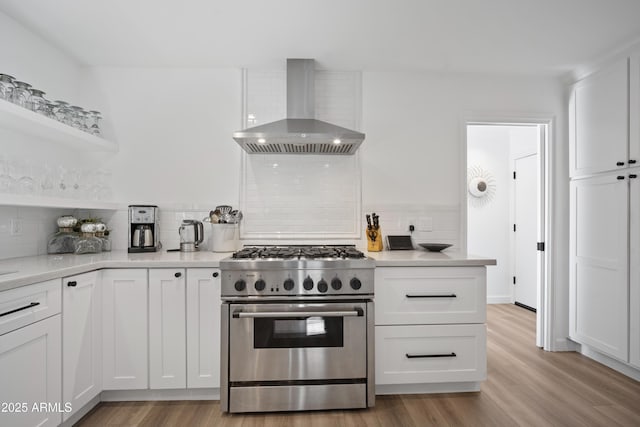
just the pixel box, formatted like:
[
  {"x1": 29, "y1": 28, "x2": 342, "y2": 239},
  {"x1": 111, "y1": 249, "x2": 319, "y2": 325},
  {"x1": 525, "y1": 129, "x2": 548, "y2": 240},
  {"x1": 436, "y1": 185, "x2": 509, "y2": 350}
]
[{"x1": 465, "y1": 122, "x2": 548, "y2": 348}]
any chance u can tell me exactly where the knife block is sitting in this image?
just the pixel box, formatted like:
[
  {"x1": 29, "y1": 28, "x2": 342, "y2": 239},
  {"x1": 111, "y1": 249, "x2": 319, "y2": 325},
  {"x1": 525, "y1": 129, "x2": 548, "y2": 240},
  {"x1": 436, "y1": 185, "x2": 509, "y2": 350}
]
[{"x1": 366, "y1": 227, "x2": 383, "y2": 252}]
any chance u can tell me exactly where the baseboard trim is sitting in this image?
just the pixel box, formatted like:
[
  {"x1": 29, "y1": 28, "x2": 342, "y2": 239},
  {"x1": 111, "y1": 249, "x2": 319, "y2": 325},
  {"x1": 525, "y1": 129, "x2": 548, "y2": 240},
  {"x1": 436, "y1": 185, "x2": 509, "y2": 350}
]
[
  {"x1": 487, "y1": 296, "x2": 512, "y2": 304},
  {"x1": 376, "y1": 381, "x2": 481, "y2": 395},
  {"x1": 60, "y1": 395, "x2": 101, "y2": 427},
  {"x1": 101, "y1": 388, "x2": 220, "y2": 402},
  {"x1": 578, "y1": 345, "x2": 640, "y2": 381},
  {"x1": 552, "y1": 338, "x2": 578, "y2": 352}
]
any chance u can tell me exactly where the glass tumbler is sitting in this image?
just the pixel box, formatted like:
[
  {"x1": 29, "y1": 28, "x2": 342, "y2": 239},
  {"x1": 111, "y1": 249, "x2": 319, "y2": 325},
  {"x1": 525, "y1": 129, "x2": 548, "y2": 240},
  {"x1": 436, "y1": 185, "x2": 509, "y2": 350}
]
[
  {"x1": 69, "y1": 105, "x2": 85, "y2": 129},
  {"x1": 0, "y1": 74, "x2": 15, "y2": 101},
  {"x1": 54, "y1": 100, "x2": 71, "y2": 124},
  {"x1": 9, "y1": 81, "x2": 32, "y2": 108},
  {"x1": 28, "y1": 88, "x2": 47, "y2": 114},
  {"x1": 87, "y1": 110, "x2": 102, "y2": 136}
]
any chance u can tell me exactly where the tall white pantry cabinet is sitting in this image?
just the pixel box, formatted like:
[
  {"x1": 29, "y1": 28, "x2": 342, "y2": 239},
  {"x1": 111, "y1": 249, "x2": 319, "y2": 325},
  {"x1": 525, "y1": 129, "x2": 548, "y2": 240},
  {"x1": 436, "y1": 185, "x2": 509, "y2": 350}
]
[{"x1": 569, "y1": 54, "x2": 640, "y2": 369}]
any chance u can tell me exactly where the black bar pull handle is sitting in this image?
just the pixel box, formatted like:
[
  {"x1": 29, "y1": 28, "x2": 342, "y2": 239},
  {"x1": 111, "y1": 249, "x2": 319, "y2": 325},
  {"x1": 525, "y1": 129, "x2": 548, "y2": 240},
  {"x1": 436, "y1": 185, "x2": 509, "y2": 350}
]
[
  {"x1": 630, "y1": 174, "x2": 638, "y2": 179},
  {"x1": 67, "y1": 281, "x2": 77, "y2": 287},
  {"x1": 0, "y1": 302, "x2": 40, "y2": 318},
  {"x1": 617, "y1": 176, "x2": 625, "y2": 180},
  {"x1": 406, "y1": 294, "x2": 457, "y2": 298},
  {"x1": 617, "y1": 161, "x2": 625, "y2": 166},
  {"x1": 629, "y1": 159, "x2": 637, "y2": 164},
  {"x1": 406, "y1": 352, "x2": 457, "y2": 359}
]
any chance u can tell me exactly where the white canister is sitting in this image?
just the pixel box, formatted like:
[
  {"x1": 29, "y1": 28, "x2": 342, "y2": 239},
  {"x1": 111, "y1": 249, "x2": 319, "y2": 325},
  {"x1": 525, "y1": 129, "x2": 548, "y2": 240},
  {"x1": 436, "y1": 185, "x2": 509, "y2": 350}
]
[{"x1": 210, "y1": 223, "x2": 239, "y2": 252}]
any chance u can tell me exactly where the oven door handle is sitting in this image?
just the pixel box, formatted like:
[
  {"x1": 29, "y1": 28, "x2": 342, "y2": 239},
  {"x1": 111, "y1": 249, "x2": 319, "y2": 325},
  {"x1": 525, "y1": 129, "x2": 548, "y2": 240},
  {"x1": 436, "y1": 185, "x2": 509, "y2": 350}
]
[{"x1": 232, "y1": 308, "x2": 364, "y2": 319}]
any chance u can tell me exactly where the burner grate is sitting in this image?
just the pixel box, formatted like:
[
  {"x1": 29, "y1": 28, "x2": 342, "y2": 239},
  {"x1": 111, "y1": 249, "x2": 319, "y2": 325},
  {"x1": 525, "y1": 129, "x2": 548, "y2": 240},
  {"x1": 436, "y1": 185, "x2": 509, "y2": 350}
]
[{"x1": 231, "y1": 245, "x2": 365, "y2": 260}]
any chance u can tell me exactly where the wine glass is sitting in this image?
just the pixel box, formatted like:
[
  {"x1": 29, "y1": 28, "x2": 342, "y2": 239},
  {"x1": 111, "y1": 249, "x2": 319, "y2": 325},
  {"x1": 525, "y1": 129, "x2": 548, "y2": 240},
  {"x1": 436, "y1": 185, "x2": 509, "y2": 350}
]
[
  {"x1": 9, "y1": 81, "x2": 32, "y2": 108},
  {"x1": 0, "y1": 74, "x2": 15, "y2": 101}
]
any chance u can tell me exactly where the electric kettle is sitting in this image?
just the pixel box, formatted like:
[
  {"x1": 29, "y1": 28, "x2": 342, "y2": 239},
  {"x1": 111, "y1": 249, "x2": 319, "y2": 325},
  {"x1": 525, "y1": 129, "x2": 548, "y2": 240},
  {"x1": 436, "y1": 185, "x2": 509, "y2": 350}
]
[
  {"x1": 179, "y1": 219, "x2": 204, "y2": 252},
  {"x1": 132, "y1": 225, "x2": 154, "y2": 248}
]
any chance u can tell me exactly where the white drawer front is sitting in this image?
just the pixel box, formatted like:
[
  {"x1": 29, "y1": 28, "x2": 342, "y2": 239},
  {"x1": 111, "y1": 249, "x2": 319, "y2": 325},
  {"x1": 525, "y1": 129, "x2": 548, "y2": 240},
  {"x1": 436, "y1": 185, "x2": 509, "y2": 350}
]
[
  {"x1": 0, "y1": 279, "x2": 62, "y2": 335},
  {"x1": 375, "y1": 267, "x2": 486, "y2": 325},
  {"x1": 375, "y1": 324, "x2": 486, "y2": 385}
]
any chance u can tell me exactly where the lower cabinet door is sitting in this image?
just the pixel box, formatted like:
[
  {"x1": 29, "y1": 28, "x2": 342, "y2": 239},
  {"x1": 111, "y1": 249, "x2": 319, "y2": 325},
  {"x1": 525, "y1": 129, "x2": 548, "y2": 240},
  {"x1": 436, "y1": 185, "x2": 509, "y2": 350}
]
[
  {"x1": 149, "y1": 269, "x2": 186, "y2": 389},
  {"x1": 0, "y1": 315, "x2": 62, "y2": 427},
  {"x1": 102, "y1": 269, "x2": 148, "y2": 390},
  {"x1": 62, "y1": 271, "x2": 102, "y2": 421},
  {"x1": 375, "y1": 324, "x2": 486, "y2": 385},
  {"x1": 186, "y1": 268, "x2": 221, "y2": 388}
]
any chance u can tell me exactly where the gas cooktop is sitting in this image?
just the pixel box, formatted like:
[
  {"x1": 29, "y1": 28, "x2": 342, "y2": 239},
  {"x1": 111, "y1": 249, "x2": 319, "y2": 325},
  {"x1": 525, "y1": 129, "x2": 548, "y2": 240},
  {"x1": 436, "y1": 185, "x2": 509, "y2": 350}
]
[{"x1": 231, "y1": 245, "x2": 366, "y2": 260}]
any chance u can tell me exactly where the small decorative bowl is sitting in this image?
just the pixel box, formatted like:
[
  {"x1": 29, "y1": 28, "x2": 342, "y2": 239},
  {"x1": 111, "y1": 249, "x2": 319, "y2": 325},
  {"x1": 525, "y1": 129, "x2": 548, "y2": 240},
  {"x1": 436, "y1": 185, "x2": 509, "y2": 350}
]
[{"x1": 419, "y1": 243, "x2": 452, "y2": 252}]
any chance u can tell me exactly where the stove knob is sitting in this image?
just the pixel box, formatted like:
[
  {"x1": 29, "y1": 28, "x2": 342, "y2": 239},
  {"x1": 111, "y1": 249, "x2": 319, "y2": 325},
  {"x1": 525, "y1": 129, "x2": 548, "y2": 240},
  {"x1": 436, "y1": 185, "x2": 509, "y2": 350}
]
[
  {"x1": 255, "y1": 279, "x2": 266, "y2": 291},
  {"x1": 283, "y1": 278, "x2": 295, "y2": 291},
  {"x1": 317, "y1": 279, "x2": 328, "y2": 293},
  {"x1": 331, "y1": 277, "x2": 343, "y2": 290},
  {"x1": 303, "y1": 276, "x2": 314, "y2": 291},
  {"x1": 350, "y1": 277, "x2": 362, "y2": 290},
  {"x1": 234, "y1": 279, "x2": 246, "y2": 292}
]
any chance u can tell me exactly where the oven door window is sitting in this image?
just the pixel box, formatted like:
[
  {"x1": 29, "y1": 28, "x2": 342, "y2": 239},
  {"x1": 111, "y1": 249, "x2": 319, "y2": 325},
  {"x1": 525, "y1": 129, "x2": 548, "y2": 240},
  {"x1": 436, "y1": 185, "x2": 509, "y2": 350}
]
[{"x1": 254, "y1": 316, "x2": 343, "y2": 348}]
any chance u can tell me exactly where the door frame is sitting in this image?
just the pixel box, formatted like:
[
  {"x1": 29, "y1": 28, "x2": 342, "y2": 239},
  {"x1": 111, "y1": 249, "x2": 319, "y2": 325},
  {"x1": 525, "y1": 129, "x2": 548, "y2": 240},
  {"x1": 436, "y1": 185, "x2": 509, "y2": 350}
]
[{"x1": 461, "y1": 114, "x2": 554, "y2": 350}]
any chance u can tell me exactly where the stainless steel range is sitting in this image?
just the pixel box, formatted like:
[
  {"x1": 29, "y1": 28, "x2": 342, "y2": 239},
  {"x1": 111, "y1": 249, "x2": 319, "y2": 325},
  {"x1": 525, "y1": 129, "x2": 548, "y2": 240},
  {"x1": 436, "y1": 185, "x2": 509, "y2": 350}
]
[{"x1": 220, "y1": 245, "x2": 375, "y2": 413}]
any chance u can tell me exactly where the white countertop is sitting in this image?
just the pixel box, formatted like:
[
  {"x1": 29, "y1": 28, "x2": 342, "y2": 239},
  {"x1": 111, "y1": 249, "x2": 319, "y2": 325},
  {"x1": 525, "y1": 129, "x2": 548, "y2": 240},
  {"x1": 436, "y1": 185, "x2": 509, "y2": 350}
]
[
  {"x1": 0, "y1": 250, "x2": 233, "y2": 292},
  {"x1": 365, "y1": 249, "x2": 497, "y2": 267},
  {"x1": 0, "y1": 249, "x2": 496, "y2": 293}
]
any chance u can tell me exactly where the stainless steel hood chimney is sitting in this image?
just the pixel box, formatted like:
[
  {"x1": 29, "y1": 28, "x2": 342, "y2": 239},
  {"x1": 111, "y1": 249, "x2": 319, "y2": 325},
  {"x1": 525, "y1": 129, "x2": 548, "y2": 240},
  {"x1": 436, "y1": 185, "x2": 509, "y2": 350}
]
[{"x1": 233, "y1": 59, "x2": 365, "y2": 155}]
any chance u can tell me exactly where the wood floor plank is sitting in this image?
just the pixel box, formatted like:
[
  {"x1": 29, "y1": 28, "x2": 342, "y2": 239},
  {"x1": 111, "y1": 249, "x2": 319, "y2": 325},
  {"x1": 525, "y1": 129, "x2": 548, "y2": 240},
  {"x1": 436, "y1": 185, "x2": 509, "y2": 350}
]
[{"x1": 75, "y1": 304, "x2": 640, "y2": 427}]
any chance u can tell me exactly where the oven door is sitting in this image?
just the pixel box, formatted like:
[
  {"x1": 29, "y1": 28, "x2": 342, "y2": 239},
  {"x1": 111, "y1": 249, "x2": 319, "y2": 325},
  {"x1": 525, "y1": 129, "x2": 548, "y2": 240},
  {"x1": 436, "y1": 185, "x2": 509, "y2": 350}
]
[{"x1": 229, "y1": 302, "x2": 368, "y2": 382}]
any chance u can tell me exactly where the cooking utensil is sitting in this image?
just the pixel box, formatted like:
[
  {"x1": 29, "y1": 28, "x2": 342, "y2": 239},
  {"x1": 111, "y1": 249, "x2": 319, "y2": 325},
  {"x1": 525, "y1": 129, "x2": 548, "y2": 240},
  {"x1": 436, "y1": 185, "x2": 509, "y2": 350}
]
[{"x1": 366, "y1": 214, "x2": 372, "y2": 229}]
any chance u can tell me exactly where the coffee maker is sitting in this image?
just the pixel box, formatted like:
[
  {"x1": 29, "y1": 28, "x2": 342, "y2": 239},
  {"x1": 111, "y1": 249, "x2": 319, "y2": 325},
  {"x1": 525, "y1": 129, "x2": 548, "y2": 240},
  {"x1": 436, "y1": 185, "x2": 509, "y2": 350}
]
[{"x1": 128, "y1": 205, "x2": 159, "y2": 253}]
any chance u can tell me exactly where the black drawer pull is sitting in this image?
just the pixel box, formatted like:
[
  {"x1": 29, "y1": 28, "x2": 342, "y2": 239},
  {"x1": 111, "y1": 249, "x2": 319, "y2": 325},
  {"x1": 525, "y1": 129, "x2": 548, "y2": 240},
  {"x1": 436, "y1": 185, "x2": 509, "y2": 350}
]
[
  {"x1": 617, "y1": 161, "x2": 625, "y2": 166},
  {"x1": 406, "y1": 294, "x2": 457, "y2": 298},
  {"x1": 0, "y1": 302, "x2": 40, "y2": 317},
  {"x1": 629, "y1": 159, "x2": 637, "y2": 164},
  {"x1": 630, "y1": 174, "x2": 638, "y2": 179},
  {"x1": 617, "y1": 176, "x2": 625, "y2": 180},
  {"x1": 212, "y1": 272, "x2": 219, "y2": 278},
  {"x1": 174, "y1": 272, "x2": 182, "y2": 278},
  {"x1": 67, "y1": 281, "x2": 77, "y2": 287},
  {"x1": 406, "y1": 352, "x2": 457, "y2": 359}
]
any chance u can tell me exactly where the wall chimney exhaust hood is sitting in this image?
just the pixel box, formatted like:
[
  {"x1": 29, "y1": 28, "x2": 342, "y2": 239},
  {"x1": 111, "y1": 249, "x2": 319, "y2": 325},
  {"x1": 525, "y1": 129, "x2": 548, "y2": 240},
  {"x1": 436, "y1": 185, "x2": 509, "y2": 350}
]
[{"x1": 233, "y1": 59, "x2": 365, "y2": 155}]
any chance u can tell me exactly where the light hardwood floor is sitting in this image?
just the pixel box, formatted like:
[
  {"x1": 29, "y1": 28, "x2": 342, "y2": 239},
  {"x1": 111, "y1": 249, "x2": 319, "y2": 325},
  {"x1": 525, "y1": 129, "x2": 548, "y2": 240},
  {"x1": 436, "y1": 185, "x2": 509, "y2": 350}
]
[{"x1": 76, "y1": 304, "x2": 640, "y2": 426}]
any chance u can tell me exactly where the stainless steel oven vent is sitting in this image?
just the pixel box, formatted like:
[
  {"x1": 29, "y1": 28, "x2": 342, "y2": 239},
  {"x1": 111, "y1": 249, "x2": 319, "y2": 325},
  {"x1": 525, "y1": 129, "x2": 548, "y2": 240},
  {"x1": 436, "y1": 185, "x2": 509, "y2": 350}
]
[{"x1": 233, "y1": 59, "x2": 365, "y2": 155}]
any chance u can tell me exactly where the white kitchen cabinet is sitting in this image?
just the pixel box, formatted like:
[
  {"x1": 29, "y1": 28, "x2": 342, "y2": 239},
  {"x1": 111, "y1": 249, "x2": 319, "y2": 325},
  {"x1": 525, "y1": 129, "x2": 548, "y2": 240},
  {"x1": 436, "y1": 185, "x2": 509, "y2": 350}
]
[
  {"x1": 570, "y1": 173, "x2": 629, "y2": 361},
  {"x1": 374, "y1": 266, "x2": 487, "y2": 390},
  {"x1": 376, "y1": 324, "x2": 486, "y2": 385},
  {"x1": 102, "y1": 269, "x2": 148, "y2": 390},
  {"x1": 571, "y1": 57, "x2": 629, "y2": 177},
  {"x1": 375, "y1": 266, "x2": 486, "y2": 325},
  {"x1": 629, "y1": 169, "x2": 640, "y2": 368},
  {"x1": 62, "y1": 271, "x2": 102, "y2": 421},
  {"x1": 0, "y1": 280, "x2": 62, "y2": 427},
  {"x1": 149, "y1": 268, "x2": 186, "y2": 389},
  {"x1": 186, "y1": 268, "x2": 221, "y2": 389}
]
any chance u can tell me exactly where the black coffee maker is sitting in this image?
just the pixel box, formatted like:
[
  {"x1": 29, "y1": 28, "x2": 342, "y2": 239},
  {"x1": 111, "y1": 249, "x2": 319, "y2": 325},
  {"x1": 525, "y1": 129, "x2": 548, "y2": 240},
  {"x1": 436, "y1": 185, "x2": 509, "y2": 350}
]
[{"x1": 128, "y1": 205, "x2": 159, "y2": 253}]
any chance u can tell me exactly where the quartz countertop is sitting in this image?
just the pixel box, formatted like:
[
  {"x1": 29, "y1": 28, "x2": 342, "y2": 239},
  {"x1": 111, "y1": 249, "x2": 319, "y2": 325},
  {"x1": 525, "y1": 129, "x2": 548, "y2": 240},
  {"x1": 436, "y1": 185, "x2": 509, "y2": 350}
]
[
  {"x1": 365, "y1": 249, "x2": 497, "y2": 267},
  {"x1": 0, "y1": 250, "x2": 233, "y2": 292},
  {"x1": 0, "y1": 249, "x2": 496, "y2": 293}
]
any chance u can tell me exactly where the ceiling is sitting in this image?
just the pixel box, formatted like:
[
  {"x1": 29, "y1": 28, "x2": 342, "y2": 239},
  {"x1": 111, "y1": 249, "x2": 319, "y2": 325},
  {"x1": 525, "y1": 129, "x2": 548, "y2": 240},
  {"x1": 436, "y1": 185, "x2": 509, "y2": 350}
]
[{"x1": 2, "y1": 0, "x2": 640, "y2": 77}]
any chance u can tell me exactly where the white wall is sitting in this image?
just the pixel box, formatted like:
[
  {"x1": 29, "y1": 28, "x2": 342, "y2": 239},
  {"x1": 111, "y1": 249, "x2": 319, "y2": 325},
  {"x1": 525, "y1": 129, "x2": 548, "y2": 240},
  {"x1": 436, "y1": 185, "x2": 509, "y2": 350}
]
[
  {"x1": 467, "y1": 125, "x2": 512, "y2": 302},
  {"x1": 83, "y1": 67, "x2": 242, "y2": 206},
  {"x1": 467, "y1": 125, "x2": 540, "y2": 303}
]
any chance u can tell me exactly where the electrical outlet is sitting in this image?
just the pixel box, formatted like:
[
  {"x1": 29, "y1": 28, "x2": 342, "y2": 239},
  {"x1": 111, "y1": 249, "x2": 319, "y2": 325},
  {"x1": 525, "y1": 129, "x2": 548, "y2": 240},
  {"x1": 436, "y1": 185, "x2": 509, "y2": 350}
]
[
  {"x1": 10, "y1": 219, "x2": 23, "y2": 236},
  {"x1": 417, "y1": 217, "x2": 433, "y2": 232}
]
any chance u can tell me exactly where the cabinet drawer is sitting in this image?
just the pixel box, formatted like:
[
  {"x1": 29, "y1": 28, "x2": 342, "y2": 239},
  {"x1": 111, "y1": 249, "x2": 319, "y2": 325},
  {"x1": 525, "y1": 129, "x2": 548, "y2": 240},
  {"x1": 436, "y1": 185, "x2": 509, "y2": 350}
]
[
  {"x1": 375, "y1": 324, "x2": 486, "y2": 385},
  {"x1": 375, "y1": 267, "x2": 486, "y2": 325},
  {"x1": 0, "y1": 279, "x2": 62, "y2": 335}
]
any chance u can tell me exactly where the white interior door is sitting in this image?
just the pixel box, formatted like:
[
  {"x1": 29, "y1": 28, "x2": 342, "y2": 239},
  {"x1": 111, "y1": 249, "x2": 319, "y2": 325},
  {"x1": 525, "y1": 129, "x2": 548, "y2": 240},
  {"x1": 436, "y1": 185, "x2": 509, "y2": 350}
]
[{"x1": 514, "y1": 153, "x2": 538, "y2": 309}]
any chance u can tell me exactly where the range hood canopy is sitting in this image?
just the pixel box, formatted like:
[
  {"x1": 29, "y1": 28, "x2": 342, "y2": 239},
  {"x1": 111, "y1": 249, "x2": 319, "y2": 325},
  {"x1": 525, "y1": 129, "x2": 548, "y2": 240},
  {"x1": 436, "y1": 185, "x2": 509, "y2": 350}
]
[{"x1": 233, "y1": 59, "x2": 365, "y2": 155}]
